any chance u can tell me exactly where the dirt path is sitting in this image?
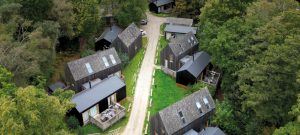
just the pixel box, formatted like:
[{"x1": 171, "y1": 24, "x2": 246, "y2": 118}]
[{"x1": 121, "y1": 13, "x2": 165, "y2": 135}]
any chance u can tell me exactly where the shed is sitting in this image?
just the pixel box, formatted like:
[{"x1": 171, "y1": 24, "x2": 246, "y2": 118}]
[
  {"x1": 95, "y1": 25, "x2": 122, "y2": 51},
  {"x1": 68, "y1": 75, "x2": 126, "y2": 126},
  {"x1": 160, "y1": 32, "x2": 199, "y2": 71},
  {"x1": 47, "y1": 81, "x2": 66, "y2": 95},
  {"x1": 113, "y1": 23, "x2": 142, "y2": 60},
  {"x1": 176, "y1": 51, "x2": 211, "y2": 86},
  {"x1": 166, "y1": 17, "x2": 193, "y2": 27},
  {"x1": 150, "y1": 87, "x2": 216, "y2": 135},
  {"x1": 149, "y1": 0, "x2": 175, "y2": 13},
  {"x1": 199, "y1": 127, "x2": 226, "y2": 135},
  {"x1": 65, "y1": 48, "x2": 122, "y2": 92},
  {"x1": 164, "y1": 25, "x2": 197, "y2": 40}
]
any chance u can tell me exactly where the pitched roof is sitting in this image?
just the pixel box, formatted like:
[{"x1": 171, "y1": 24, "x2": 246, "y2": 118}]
[
  {"x1": 152, "y1": 0, "x2": 174, "y2": 7},
  {"x1": 48, "y1": 81, "x2": 65, "y2": 92},
  {"x1": 67, "y1": 48, "x2": 121, "y2": 81},
  {"x1": 183, "y1": 129, "x2": 198, "y2": 135},
  {"x1": 71, "y1": 76, "x2": 125, "y2": 113},
  {"x1": 96, "y1": 25, "x2": 122, "y2": 43},
  {"x1": 165, "y1": 24, "x2": 197, "y2": 34},
  {"x1": 177, "y1": 51, "x2": 210, "y2": 78},
  {"x1": 117, "y1": 23, "x2": 141, "y2": 47},
  {"x1": 166, "y1": 17, "x2": 193, "y2": 26},
  {"x1": 158, "y1": 88, "x2": 215, "y2": 135},
  {"x1": 199, "y1": 127, "x2": 226, "y2": 135},
  {"x1": 168, "y1": 32, "x2": 199, "y2": 56}
]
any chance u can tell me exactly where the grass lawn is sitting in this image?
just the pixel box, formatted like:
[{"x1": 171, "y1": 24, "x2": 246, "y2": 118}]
[
  {"x1": 150, "y1": 12, "x2": 173, "y2": 17},
  {"x1": 143, "y1": 70, "x2": 215, "y2": 134},
  {"x1": 155, "y1": 24, "x2": 168, "y2": 65},
  {"x1": 150, "y1": 70, "x2": 193, "y2": 115},
  {"x1": 80, "y1": 37, "x2": 148, "y2": 135}
]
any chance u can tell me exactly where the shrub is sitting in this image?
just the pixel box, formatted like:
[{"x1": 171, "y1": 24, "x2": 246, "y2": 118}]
[{"x1": 67, "y1": 116, "x2": 80, "y2": 130}]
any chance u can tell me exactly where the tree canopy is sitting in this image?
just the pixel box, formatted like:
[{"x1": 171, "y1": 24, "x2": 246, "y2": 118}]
[
  {"x1": 198, "y1": 0, "x2": 300, "y2": 134},
  {"x1": 0, "y1": 65, "x2": 75, "y2": 134}
]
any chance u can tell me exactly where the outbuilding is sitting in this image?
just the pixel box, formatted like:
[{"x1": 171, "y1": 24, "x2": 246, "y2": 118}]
[
  {"x1": 68, "y1": 75, "x2": 126, "y2": 126},
  {"x1": 65, "y1": 48, "x2": 122, "y2": 92},
  {"x1": 164, "y1": 25, "x2": 197, "y2": 40},
  {"x1": 47, "y1": 81, "x2": 66, "y2": 95},
  {"x1": 150, "y1": 88, "x2": 216, "y2": 135},
  {"x1": 176, "y1": 51, "x2": 211, "y2": 86},
  {"x1": 113, "y1": 23, "x2": 142, "y2": 60},
  {"x1": 95, "y1": 25, "x2": 122, "y2": 51},
  {"x1": 149, "y1": 0, "x2": 175, "y2": 13},
  {"x1": 166, "y1": 17, "x2": 193, "y2": 27},
  {"x1": 160, "y1": 32, "x2": 199, "y2": 71}
]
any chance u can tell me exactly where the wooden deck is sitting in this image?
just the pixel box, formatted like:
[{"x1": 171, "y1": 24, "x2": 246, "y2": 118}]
[{"x1": 89, "y1": 104, "x2": 126, "y2": 131}]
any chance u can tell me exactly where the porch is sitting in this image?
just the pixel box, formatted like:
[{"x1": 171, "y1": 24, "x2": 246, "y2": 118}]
[
  {"x1": 89, "y1": 103, "x2": 126, "y2": 131},
  {"x1": 201, "y1": 70, "x2": 221, "y2": 86}
]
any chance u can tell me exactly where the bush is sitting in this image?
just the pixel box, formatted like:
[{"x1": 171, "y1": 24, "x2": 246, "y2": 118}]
[
  {"x1": 67, "y1": 116, "x2": 80, "y2": 130},
  {"x1": 80, "y1": 49, "x2": 95, "y2": 58},
  {"x1": 118, "y1": 51, "x2": 129, "y2": 68}
]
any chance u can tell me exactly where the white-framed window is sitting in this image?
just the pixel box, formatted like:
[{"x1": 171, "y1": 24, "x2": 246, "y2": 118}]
[
  {"x1": 102, "y1": 56, "x2": 109, "y2": 67},
  {"x1": 203, "y1": 97, "x2": 210, "y2": 109},
  {"x1": 109, "y1": 54, "x2": 117, "y2": 65},
  {"x1": 85, "y1": 63, "x2": 93, "y2": 74},
  {"x1": 82, "y1": 111, "x2": 89, "y2": 124},
  {"x1": 196, "y1": 101, "x2": 202, "y2": 113}
]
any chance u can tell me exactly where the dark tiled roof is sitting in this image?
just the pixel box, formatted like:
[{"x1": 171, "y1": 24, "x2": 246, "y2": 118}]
[
  {"x1": 96, "y1": 25, "x2": 122, "y2": 43},
  {"x1": 158, "y1": 88, "x2": 215, "y2": 135},
  {"x1": 71, "y1": 76, "x2": 125, "y2": 113},
  {"x1": 67, "y1": 48, "x2": 121, "y2": 81},
  {"x1": 168, "y1": 32, "x2": 199, "y2": 56},
  {"x1": 177, "y1": 51, "x2": 210, "y2": 78},
  {"x1": 165, "y1": 25, "x2": 197, "y2": 34},
  {"x1": 199, "y1": 127, "x2": 226, "y2": 135},
  {"x1": 118, "y1": 23, "x2": 141, "y2": 47},
  {"x1": 152, "y1": 0, "x2": 174, "y2": 6},
  {"x1": 48, "y1": 81, "x2": 66, "y2": 92},
  {"x1": 166, "y1": 17, "x2": 193, "y2": 26}
]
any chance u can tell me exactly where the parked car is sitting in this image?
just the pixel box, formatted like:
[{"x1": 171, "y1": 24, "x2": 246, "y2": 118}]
[
  {"x1": 140, "y1": 19, "x2": 148, "y2": 25},
  {"x1": 140, "y1": 29, "x2": 147, "y2": 36}
]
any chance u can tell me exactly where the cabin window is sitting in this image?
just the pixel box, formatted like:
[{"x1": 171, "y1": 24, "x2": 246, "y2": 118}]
[
  {"x1": 85, "y1": 63, "x2": 93, "y2": 74},
  {"x1": 82, "y1": 111, "x2": 89, "y2": 124},
  {"x1": 102, "y1": 56, "x2": 109, "y2": 67},
  {"x1": 178, "y1": 111, "x2": 186, "y2": 124},
  {"x1": 169, "y1": 55, "x2": 173, "y2": 63},
  {"x1": 196, "y1": 101, "x2": 202, "y2": 113},
  {"x1": 203, "y1": 97, "x2": 210, "y2": 109},
  {"x1": 109, "y1": 54, "x2": 117, "y2": 65}
]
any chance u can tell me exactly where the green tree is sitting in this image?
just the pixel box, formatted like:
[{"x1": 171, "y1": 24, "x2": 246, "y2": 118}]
[
  {"x1": 273, "y1": 94, "x2": 300, "y2": 135},
  {"x1": 16, "y1": 0, "x2": 53, "y2": 21},
  {"x1": 0, "y1": 66, "x2": 75, "y2": 134},
  {"x1": 115, "y1": 0, "x2": 147, "y2": 27},
  {"x1": 212, "y1": 99, "x2": 241, "y2": 134},
  {"x1": 49, "y1": 0, "x2": 75, "y2": 38}
]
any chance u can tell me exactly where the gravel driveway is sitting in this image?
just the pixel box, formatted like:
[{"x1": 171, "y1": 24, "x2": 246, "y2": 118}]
[{"x1": 121, "y1": 13, "x2": 166, "y2": 135}]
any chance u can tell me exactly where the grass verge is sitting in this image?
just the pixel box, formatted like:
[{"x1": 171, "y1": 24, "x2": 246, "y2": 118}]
[{"x1": 155, "y1": 24, "x2": 168, "y2": 65}]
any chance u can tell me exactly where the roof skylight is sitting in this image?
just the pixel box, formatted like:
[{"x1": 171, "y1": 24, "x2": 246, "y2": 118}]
[
  {"x1": 85, "y1": 63, "x2": 93, "y2": 74},
  {"x1": 109, "y1": 54, "x2": 117, "y2": 65},
  {"x1": 102, "y1": 57, "x2": 109, "y2": 67}
]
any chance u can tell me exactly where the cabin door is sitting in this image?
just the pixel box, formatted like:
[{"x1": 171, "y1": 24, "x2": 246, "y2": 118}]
[
  {"x1": 89, "y1": 105, "x2": 98, "y2": 117},
  {"x1": 165, "y1": 59, "x2": 168, "y2": 68},
  {"x1": 108, "y1": 93, "x2": 117, "y2": 106}
]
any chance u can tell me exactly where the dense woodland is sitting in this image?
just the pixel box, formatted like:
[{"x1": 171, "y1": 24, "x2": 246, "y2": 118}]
[{"x1": 0, "y1": 0, "x2": 299, "y2": 134}]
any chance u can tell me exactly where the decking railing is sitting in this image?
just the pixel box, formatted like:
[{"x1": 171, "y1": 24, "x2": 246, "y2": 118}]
[{"x1": 89, "y1": 104, "x2": 126, "y2": 131}]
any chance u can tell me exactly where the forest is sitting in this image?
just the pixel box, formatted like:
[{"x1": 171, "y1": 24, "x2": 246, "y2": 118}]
[{"x1": 0, "y1": 0, "x2": 300, "y2": 134}]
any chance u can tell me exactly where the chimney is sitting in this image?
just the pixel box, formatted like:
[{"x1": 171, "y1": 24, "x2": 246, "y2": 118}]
[
  {"x1": 193, "y1": 53, "x2": 195, "y2": 61},
  {"x1": 89, "y1": 81, "x2": 92, "y2": 89}
]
